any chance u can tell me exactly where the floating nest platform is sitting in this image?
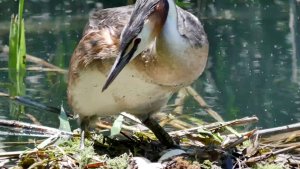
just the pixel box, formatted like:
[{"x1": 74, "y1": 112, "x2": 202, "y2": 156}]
[{"x1": 0, "y1": 114, "x2": 299, "y2": 169}]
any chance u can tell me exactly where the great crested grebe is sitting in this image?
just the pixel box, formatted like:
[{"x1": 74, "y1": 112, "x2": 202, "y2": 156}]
[{"x1": 68, "y1": 0, "x2": 208, "y2": 148}]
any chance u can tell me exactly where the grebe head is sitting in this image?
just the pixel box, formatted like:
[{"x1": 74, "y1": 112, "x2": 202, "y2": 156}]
[{"x1": 102, "y1": 0, "x2": 169, "y2": 91}]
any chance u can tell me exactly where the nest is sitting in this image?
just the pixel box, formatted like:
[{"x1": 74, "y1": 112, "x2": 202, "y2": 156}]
[{"x1": 0, "y1": 87, "x2": 299, "y2": 168}]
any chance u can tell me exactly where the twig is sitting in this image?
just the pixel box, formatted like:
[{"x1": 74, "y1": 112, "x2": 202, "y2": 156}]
[
  {"x1": 224, "y1": 130, "x2": 257, "y2": 149},
  {"x1": 168, "y1": 119, "x2": 193, "y2": 130},
  {"x1": 0, "y1": 150, "x2": 36, "y2": 158},
  {"x1": 287, "y1": 157, "x2": 300, "y2": 166},
  {"x1": 173, "y1": 88, "x2": 188, "y2": 115},
  {"x1": 185, "y1": 86, "x2": 242, "y2": 137},
  {"x1": 1, "y1": 140, "x2": 43, "y2": 145},
  {"x1": 0, "y1": 131, "x2": 52, "y2": 138},
  {"x1": 84, "y1": 162, "x2": 106, "y2": 169},
  {"x1": 0, "y1": 91, "x2": 73, "y2": 118},
  {"x1": 0, "y1": 92, "x2": 8, "y2": 97},
  {"x1": 36, "y1": 133, "x2": 60, "y2": 149},
  {"x1": 2, "y1": 45, "x2": 67, "y2": 73},
  {"x1": 26, "y1": 114, "x2": 42, "y2": 126},
  {"x1": 55, "y1": 145, "x2": 77, "y2": 168},
  {"x1": 169, "y1": 116, "x2": 258, "y2": 137},
  {"x1": 0, "y1": 67, "x2": 67, "y2": 73},
  {"x1": 96, "y1": 122, "x2": 112, "y2": 130},
  {"x1": 28, "y1": 159, "x2": 48, "y2": 169},
  {"x1": 261, "y1": 142, "x2": 300, "y2": 149},
  {"x1": 157, "y1": 113, "x2": 191, "y2": 129},
  {"x1": 246, "y1": 144, "x2": 300, "y2": 163},
  {"x1": 120, "y1": 112, "x2": 142, "y2": 124},
  {"x1": 256, "y1": 122, "x2": 300, "y2": 137},
  {"x1": 0, "y1": 159, "x2": 9, "y2": 167},
  {"x1": 0, "y1": 119, "x2": 73, "y2": 137},
  {"x1": 154, "y1": 112, "x2": 193, "y2": 129},
  {"x1": 159, "y1": 115, "x2": 175, "y2": 128},
  {"x1": 185, "y1": 86, "x2": 224, "y2": 121},
  {"x1": 26, "y1": 56, "x2": 66, "y2": 72},
  {"x1": 228, "y1": 122, "x2": 300, "y2": 139}
]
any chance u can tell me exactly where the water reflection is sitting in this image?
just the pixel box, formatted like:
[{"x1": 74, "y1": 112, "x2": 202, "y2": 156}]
[
  {"x1": 0, "y1": 1, "x2": 299, "y2": 147},
  {"x1": 197, "y1": 0, "x2": 300, "y2": 127}
]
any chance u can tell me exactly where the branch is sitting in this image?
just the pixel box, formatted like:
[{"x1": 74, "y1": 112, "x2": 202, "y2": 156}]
[
  {"x1": 246, "y1": 144, "x2": 300, "y2": 163},
  {"x1": 0, "y1": 67, "x2": 67, "y2": 73},
  {"x1": 185, "y1": 86, "x2": 242, "y2": 137},
  {"x1": 0, "y1": 119, "x2": 73, "y2": 137},
  {"x1": 169, "y1": 116, "x2": 258, "y2": 137},
  {"x1": 257, "y1": 122, "x2": 300, "y2": 137},
  {"x1": 0, "y1": 91, "x2": 73, "y2": 118},
  {"x1": 0, "y1": 150, "x2": 36, "y2": 158},
  {"x1": 2, "y1": 45, "x2": 67, "y2": 74},
  {"x1": 185, "y1": 86, "x2": 224, "y2": 122},
  {"x1": 227, "y1": 122, "x2": 300, "y2": 139}
]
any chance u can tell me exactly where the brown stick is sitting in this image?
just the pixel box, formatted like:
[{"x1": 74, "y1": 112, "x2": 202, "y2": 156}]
[
  {"x1": 0, "y1": 150, "x2": 36, "y2": 158},
  {"x1": 246, "y1": 144, "x2": 300, "y2": 163},
  {"x1": 257, "y1": 122, "x2": 300, "y2": 137},
  {"x1": 224, "y1": 130, "x2": 257, "y2": 149},
  {"x1": 0, "y1": 91, "x2": 72, "y2": 118},
  {"x1": 185, "y1": 86, "x2": 243, "y2": 136},
  {"x1": 28, "y1": 159, "x2": 49, "y2": 169},
  {"x1": 185, "y1": 86, "x2": 224, "y2": 122},
  {"x1": 1, "y1": 140, "x2": 43, "y2": 145},
  {"x1": 169, "y1": 116, "x2": 258, "y2": 137},
  {"x1": 0, "y1": 119, "x2": 73, "y2": 136},
  {"x1": 84, "y1": 162, "x2": 106, "y2": 169},
  {"x1": 0, "y1": 67, "x2": 67, "y2": 73},
  {"x1": 25, "y1": 114, "x2": 42, "y2": 126},
  {"x1": 173, "y1": 88, "x2": 188, "y2": 115},
  {"x1": 228, "y1": 122, "x2": 300, "y2": 139},
  {"x1": 2, "y1": 46, "x2": 67, "y2": 74},
  {"x1": 0, "y1": 131, "x2": 52, "y2": 138}
]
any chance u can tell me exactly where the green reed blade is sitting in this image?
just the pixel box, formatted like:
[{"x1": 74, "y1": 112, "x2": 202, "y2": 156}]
[
  {"x1": 18, "y1": 0, "x2": 24, "y2": 27},
  {"x1": 18, "y1": 0, "x2": 26, "y2": 75},
  {"x1": 8, "y1": 0, "x2": 26, "y2": 98},
  {"x1": 8, "y1": 15, "x2": 18, "y2": 82},
  {"x1": 18, "y1": 18, "x2": 26, "y2": 75}
]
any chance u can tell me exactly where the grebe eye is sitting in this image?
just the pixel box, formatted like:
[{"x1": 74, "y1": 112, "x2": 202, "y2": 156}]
[{"x1": 134, "y1": 38, "x2": 141, "y2": 45}]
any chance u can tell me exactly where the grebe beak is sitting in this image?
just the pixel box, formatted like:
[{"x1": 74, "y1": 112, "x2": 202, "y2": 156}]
[
  {"x1": 102, "y1": 0, "x2": 168, "y2": 91},
  {"x1": 102, "y1": 38, "x2": 141, "y2": 91}
]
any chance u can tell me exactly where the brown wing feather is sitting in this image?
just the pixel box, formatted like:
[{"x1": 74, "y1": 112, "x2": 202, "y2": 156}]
[
  {"x1": 83, "y1": 5, "x2": 134, "y2": 36},
  {"x1": 68, "y1": 6, "x2": 134, "y2": 84},
  {"x1": 176, "y1": 6, "x2": 207, "y2": 47}
]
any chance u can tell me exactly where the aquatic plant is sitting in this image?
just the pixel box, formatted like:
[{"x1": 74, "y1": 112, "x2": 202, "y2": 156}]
[
  {"x1": 8, "y1": 0, "x2": 26, "y2": 97},
  {"x1": 8, "y1": 0, "x2": 26, "y2": 116}
]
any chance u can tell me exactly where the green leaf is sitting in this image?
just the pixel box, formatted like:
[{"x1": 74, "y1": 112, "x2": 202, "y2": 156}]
[
  {"x1": 8, "y1": 0, "x2": 26, "y2": 98},
  {"x1": 58, "y1": 105, "x2": 71, "y2": 132},
  {"x1": 18, "y1": 0, "x2": 24, "y2": 25},
  {"x1": 110, "y1": 115, "x2": 124, "y2": 136},
  {"x1": 19, "y1": 19, "x2": 26, "y2": 75},
  {"x1": 9, "y1": 15, "x2": 18, "y2": 81}
]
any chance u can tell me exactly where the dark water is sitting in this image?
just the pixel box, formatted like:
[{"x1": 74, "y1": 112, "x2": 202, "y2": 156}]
[{"x1": 0, "y1": 0, "x2": 299, "y2": 150}]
